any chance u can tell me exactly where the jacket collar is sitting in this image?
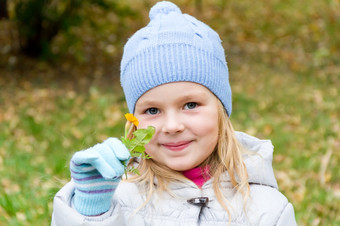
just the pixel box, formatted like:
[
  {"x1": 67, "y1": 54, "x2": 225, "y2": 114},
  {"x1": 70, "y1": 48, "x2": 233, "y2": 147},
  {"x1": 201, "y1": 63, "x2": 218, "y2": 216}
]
[
  {"x1": 163, "y1": 132, "x2": 278, "y2": 191},
  {"x1": 235, "y1": 131, "x2": 278, "y2": 189}
]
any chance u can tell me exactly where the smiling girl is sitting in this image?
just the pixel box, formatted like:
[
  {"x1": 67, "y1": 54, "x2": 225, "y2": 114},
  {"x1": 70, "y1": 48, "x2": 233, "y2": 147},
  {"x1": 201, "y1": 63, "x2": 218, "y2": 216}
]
[{"x1": 52, "y1": 1, "x2": 297, "y2": 225}]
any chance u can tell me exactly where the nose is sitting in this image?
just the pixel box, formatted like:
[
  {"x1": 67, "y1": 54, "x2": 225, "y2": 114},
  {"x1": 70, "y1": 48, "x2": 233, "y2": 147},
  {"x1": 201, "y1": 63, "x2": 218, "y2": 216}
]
[{"x1": 161, "y1": 112, "x2": 184, "y2": 134}]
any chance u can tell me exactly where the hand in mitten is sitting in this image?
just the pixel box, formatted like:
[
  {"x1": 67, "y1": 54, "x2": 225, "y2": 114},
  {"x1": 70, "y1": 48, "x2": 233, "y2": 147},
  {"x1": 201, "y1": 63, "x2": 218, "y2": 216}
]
[{"x1": 70, "y1": 138, "x2": 130, "y2": 216}]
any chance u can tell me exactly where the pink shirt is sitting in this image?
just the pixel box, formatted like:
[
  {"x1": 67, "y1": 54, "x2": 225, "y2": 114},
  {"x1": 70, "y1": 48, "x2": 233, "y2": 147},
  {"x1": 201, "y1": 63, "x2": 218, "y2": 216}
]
[{"x1": 182, "y1": 166, "x2": 211, "y2": 188}]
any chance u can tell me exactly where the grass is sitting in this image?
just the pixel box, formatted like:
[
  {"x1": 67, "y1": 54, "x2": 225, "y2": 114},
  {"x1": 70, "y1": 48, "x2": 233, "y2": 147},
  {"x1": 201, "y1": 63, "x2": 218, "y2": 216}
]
[
  {"x1": 1, "y1": 0, "x2": 339, "y2": 225},
  {"x1": 230, "y1": 63, "x2": 340, "y2": 225},
  {"x1": 1, "y1": 59, "x2": 339, "y2": 225},
  {"x1": 0, "y1": 78, "x2": 128, "y2": 225}
]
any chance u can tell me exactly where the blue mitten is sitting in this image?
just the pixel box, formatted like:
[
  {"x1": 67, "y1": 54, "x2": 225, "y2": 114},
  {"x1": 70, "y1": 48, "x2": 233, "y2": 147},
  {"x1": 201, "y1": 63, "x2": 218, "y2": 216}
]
[{"x1": 70, "y1": 138, "x2": 130, "y2": 216}]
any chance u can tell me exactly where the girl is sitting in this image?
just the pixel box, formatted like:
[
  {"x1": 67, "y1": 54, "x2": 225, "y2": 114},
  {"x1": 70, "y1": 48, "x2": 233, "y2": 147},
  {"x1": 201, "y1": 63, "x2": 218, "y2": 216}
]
[{"x1": 52, "y1": 1, "x2": 297, "y2": 225}]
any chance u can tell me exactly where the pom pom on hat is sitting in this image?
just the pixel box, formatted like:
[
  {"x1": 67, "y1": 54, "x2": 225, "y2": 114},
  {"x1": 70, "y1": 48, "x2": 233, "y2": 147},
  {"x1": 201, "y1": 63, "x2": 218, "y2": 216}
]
[
  {"x1": 120, "y1": 1, "x2": 232, "y2": 116},
  {"x1": 149, "y1": 1, "x2": 181, "y2": 20}
]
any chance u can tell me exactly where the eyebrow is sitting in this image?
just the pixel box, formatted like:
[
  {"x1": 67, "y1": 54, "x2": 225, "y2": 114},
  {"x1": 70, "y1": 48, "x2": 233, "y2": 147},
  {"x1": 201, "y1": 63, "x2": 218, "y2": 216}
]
[
  {"x1": 137, "y1": 91, "x2": 210, "y2": 107},
  {"x1": 178, "y1": 92, "x2": 209, "y2": 101},
  {"x1": 136, "y1": 99, "x2": 159, "y2": 107}
]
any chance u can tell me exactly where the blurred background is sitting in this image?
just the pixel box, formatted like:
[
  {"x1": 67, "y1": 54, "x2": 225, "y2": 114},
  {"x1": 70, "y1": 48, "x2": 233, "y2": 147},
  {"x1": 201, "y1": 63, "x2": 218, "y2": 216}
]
[{"x1": 0, "y1": 0, "x2": 339, "y2": 225}]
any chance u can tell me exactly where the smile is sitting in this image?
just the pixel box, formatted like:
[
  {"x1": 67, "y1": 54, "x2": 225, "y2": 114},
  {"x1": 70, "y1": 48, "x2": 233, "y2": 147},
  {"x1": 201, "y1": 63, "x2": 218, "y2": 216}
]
[{"x1": 162, "y1": 141, "x2": 192, "y2": 151}]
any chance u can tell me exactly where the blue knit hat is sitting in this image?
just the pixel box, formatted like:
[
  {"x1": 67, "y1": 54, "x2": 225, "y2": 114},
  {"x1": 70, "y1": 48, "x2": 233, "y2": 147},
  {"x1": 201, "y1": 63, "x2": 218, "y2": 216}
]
[{"x1": 120, "y1": 1, "x2": 232, "y2": 116}]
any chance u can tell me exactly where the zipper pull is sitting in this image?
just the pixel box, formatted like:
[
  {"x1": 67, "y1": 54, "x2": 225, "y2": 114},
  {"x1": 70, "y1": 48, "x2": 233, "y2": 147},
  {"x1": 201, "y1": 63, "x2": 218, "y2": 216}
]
[{"x1": 187, "y1": 197, "x2": 209, "y2": 207}]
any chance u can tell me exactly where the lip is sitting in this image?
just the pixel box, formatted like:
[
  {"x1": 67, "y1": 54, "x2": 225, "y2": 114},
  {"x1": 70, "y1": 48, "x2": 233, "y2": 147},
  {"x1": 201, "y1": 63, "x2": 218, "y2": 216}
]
[{"x1": 162, "y1": 141, "x2": 192, "y2": 151}]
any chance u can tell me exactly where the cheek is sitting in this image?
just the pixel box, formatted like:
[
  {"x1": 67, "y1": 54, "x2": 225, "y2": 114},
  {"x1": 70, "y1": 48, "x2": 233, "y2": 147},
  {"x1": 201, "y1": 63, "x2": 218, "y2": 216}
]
[
  {"x1": 135, "y1": 115, "x2": 157, "y2": 129},
  {"x1": 200, "y1": 118, "x2": 219, "y2": 151},
  {"x1": 144, "y1": 137, "x2": 159, "y2": 158},
  {"x1": 191, "y1": 112, "x2": 219, "y2": 136},
  {"x1": 199, "y1": 121, "x2": 218, "y2": 139}
]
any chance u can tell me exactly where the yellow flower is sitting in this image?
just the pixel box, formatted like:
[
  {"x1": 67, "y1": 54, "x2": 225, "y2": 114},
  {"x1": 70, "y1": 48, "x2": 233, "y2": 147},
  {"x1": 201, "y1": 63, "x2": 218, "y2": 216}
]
[{"x1": 125, "y1": 113, "x2": 139, "y2": 126}]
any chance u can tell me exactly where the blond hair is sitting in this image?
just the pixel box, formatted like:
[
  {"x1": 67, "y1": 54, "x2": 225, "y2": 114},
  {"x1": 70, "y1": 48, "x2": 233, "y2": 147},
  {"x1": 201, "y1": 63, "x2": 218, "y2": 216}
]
[{"x1": 126, "y1": 100, "x2": 250, "y2": 222}]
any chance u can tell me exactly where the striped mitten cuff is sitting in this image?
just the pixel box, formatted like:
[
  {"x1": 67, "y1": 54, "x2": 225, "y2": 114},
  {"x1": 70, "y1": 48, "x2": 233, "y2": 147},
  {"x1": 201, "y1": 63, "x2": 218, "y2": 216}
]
[{"x1": 70, "y1": 161, "x2": 120, "y2": 216}]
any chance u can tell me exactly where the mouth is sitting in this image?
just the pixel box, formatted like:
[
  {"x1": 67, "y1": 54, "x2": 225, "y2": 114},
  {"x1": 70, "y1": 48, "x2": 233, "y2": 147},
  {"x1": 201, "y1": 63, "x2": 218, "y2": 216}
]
[{"x1": 162, "y1": 141, "x2": 192, "y2": 151}]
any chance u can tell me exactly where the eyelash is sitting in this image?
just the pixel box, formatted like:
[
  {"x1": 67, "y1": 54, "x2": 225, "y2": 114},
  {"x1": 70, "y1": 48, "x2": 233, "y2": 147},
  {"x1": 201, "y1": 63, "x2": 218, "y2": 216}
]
[{"x1": 144, "y1": 102, "x2": 198, "y2": 115}]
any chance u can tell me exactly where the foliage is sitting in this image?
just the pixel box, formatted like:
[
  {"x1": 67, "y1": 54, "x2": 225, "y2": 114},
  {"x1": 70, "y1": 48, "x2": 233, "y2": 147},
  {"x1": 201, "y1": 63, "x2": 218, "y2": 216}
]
[
  {"x1": 0, "y1": 0, "x2": 339, "y2": 225},
  {"x1": 13, "y1": 0, "x2": 135, "y2": 58},
  {"x1": 121, "y1": 126, "x2": 155, "y2": 160},
  {"x1": 121, "y1": 125, "x2": 155, "y2": 176}
]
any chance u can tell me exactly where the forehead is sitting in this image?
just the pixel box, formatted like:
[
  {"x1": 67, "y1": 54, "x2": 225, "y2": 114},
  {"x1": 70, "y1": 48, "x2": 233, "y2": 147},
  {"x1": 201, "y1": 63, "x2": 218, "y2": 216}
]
[{"x1": 137, "y1": 82, "x2": 215, "y2": 102}]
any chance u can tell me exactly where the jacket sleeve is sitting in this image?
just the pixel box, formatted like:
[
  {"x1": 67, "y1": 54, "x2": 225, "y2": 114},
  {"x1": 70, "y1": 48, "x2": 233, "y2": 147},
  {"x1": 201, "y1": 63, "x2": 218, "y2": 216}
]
[
  {"x1": 275, "y1": 202, "x2": 297, "y2": 226},
  {"x1": 51, "y1": 181, "x2": 124, "y2": 226}
]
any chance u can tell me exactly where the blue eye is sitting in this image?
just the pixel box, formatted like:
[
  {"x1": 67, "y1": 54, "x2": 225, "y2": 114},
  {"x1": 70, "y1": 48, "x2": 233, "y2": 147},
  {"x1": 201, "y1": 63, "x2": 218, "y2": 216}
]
[
  {"x1": 146, "y1": 108, "x2": 159, "y2": 115},
  {"x1": 184, "y1": 102, "x2": 197, "y2": 110}
]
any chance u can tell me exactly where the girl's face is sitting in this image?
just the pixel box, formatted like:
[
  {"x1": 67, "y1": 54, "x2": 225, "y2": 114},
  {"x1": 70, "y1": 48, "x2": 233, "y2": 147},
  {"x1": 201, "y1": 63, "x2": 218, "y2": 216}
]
[{"x1": 134, "y1": 82, "x2": 219, "y2": 171}]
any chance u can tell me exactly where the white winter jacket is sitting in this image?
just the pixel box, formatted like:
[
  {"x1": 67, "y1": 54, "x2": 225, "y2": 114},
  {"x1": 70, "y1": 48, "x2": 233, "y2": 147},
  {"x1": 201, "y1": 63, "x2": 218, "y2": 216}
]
[{"x1": 52, "y1": 132, "x2": 297, "y2": 225}]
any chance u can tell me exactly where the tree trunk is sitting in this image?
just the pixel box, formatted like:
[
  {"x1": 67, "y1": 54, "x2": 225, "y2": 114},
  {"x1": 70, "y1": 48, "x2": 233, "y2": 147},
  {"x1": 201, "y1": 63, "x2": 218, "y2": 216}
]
[{"x1": 0, "y1": 0, "x2": 9, "y2": 19}]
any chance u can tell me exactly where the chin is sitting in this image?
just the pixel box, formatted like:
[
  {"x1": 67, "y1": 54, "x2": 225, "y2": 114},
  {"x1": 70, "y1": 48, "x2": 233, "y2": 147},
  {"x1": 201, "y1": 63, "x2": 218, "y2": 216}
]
[{"x1": 167, "y1": 163, "x2": 194, "y2": 172}]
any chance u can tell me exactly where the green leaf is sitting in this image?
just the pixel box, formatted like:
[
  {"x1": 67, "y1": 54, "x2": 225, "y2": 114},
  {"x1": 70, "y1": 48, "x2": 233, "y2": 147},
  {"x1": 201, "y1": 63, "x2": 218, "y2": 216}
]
[
  {"x1": 121, "y1": 126, "x2": 155, "y2": 176},
  {"x1": 127, "y1": 126, "x2": 155, "y2": 152},
  {"x1": 132, "y1": 145, "x2": 145, "y2": 153}
]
